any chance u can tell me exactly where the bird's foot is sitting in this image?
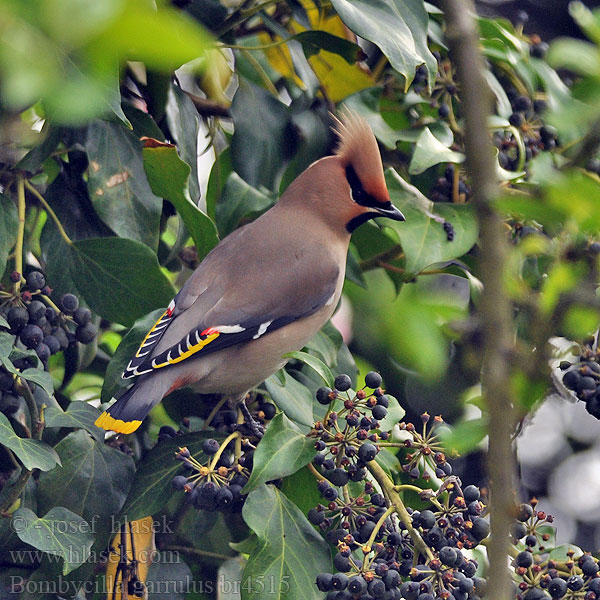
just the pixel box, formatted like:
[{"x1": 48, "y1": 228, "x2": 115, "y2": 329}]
[{"x1": 238, "y1": 401, "x2": 265, "y2": 438}]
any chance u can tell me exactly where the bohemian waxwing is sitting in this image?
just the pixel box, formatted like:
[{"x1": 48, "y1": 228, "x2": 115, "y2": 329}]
[{"x1": 95, "y1": 110, "x2": 405, "y2": 434}]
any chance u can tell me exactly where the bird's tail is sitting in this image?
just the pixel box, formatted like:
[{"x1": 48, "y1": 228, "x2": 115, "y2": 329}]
[{"x1": 95, "y1": 376, "x2": 166, "y2": 434}]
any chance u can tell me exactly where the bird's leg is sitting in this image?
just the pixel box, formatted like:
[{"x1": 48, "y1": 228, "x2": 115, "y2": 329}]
[{"x1": 237, "y1": 394, "x2": 265, "y2": 438}]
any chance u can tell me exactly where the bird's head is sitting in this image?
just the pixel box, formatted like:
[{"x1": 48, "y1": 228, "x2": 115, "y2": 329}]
[{"x1": 331, "y1": 109, "x2": 405, "y2": 233}]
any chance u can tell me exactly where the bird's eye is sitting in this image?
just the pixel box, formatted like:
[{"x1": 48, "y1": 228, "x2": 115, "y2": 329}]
[{"x1": 345, "y1": 165, "x2": 370, "y2": 206}]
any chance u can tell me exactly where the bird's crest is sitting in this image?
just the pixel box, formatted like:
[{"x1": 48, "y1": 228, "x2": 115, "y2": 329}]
[{"x1": 332, "y1": 108, "x2": 389, "y2": 204}]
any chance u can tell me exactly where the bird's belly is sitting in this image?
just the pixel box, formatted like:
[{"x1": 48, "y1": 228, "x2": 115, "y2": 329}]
[{"x1": 191, "y1": 302, "x2": 337, "y2": 395}]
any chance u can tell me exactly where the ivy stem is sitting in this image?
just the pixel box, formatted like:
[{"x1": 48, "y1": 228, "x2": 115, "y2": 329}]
[
  {"x1": 367, "y1": 460, "x2": 434, "y2": 561},
  {"x1": 239, "y1": 49, "x2": 278, "y2": 96},
  {"x1": 157, "y1": 544, "x2": 232, "y2": 561},
  {"x1": 23, "y1": 180, "x2": 73, "y2": 246},
  {"x1": 201, "y1": 396, "x2": 229, "y2": 431},
  {"x1": 209, "y1": 431, "x2": 240, "y2": 471},
  {"x1": 393, "y1": 484, "x2": 427, "y2": 495},
  {"x1": 15, "y1": 379, "x2": 41, "y2": 440},
  {"x1": 235, "y1": 408, "x2": 244, "y2": 463},
  {"x1": 15, "y1": 176, "x2": 26, "y2": 292},
  {"x1": 359, "y1": 245, "x2": 404, "y2": 272},
  {"x1": 307, "y1": 462, "x2": 326, "y2": 482},
  {"x1": 361, "y1": 505, "x2": 395, "y2": 570},
  {"x1": 0, "y1": 467, "x2": 32, "y2": 515}
]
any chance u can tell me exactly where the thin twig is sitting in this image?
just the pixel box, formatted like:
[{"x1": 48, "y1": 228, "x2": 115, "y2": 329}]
[
  {"x1": 14, "y1": 177, "x2": 25, "y2": 291},
  {"x1": 440, "y1": 2, "x2": 514, "y2": 599},
  {"x1": 367, "y1": 460, "x2": 434, "y2": 561},
  {"x1": 24, "y1": 180, "x2": 73, "y2": 246},
  {"x1": 158, "y1": 544, "x2": 232, "y2": 561}
]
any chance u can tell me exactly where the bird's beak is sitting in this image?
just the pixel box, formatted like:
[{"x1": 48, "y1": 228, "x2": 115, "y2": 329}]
[{"x1": 375, "y1": 203, "x2": 405, "y2": 222}]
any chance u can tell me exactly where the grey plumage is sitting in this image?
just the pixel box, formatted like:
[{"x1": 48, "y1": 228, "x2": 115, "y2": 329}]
[{"x1": 95, "y1": 111, "x2": 404, "y2": 434}]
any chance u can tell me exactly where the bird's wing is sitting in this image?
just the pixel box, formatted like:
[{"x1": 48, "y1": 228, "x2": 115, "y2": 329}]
[{"x1": 123, "y1": 225, "x2": 340, "y2": 378}]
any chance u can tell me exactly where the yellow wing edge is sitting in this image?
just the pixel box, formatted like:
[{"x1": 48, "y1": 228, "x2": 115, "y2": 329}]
[{"x1": 95, "y1": 412, "x2": 141, "y2": 434}]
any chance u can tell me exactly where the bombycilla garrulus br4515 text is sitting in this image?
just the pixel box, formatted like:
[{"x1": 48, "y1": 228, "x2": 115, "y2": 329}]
[{"x1": 95, "y1": 111, "x2": 405, "y2": 434}]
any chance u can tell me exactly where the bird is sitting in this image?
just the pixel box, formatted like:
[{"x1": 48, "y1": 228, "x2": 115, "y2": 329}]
[{"x1": 95, "y1": 110, "x2": 405, "y2": 434}]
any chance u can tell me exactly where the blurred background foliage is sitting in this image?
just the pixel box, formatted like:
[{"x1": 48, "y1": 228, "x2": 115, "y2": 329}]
[{"x1": 1, "y1": 0, "x2": 600, "y2": 596}]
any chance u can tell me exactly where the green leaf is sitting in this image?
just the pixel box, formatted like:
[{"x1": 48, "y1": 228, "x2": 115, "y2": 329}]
[
  {"x1": 284, "y1": 351, "x2": 334, "y2": 387},
  {"x1": 243, "y1": 413, "x2": 316, "y2": 493},
  {"x1": 548, "y1": 544, "x2": 584, "y2": 562},
  {"x1": 16, "y1": 125, "x2": 64, "y2": 174},
  {"x1": 384, "y1": 169, "x2": 478, "y2": 275},
  {"x1": 265, "y1": 370, "x2": 314, "y2": 428},
  {"x1": 165, "y1": 85, "x2": 203, "y2": 204},
  {"x1": 242, "y1": 485, "x2": 331, "y2": 600},
  {"x1": 330, "y1": 0, "x2": 437, "y2": 92},
  {"x1": 295, "y1": 30, "x2": 364, "y2": 63},
  {"x1": 64, "y1": 237, "x2": 174, "y2": 327},
  {"x1": 230, "y1": 79, "x2": 290, "y2": 191},
  {"x1": 280, "y1": 466, "x2": 323, "y2": 515},
  {"x1": 0, "y1": 412, "x2": 60, "y2": 471},
  {"x1": 12, "y1": 507, "x2": 94, "y2": 575},
  {"x1": 0, "y1": 194, "x2": 18, "y2": 279},
  {"x1": 0, "y1": 315, "x2": 8, "y2": 329},
  {"x1": 145, "y1": 552, "x2": 193, "y2": 600},
  {"x1": 142, "y1": 140, "x2": 220, "y2": 260},
  {"x1": 101, "y1": 309, "x2": 165, "y2": 403},
  {"x1": 409, "y1": 128, "x2": 465, "y2": 175},
  {"x1": 20, "y1": 368, "x2": 54, "y2": 398},
  {"x1": 85, "y1": 120, "x2": 162, "y2": 250},
  {"x1": 341, "y1": 88, "x2": 401, "y2": 149},
  {"x1": 45, "y1": 401, "x2": 103, "y2": 442},
  {"x1": 216, "y1": 173, "x2": 275, "y2": 237},
  {"x1": 119, "y1": 431, "x2": 224, "y2": 521},
  {"x1": 378, "y1": 395, "x2": 405, "y2": 431},
  {"x1": 440, "y1": 418, "x2": 488, "y2": 455},
  {"x1": 37, "y1": 430, "x2": 134, "y2": 545}
]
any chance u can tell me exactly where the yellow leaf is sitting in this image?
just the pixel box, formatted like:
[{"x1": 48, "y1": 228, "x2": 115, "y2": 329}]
[
  {"x1": 259, "y1": 0, "x2": 373, "y2": 102},
  {"x1": 104, "y1": 517, "x2": 155, "y2": 599}
]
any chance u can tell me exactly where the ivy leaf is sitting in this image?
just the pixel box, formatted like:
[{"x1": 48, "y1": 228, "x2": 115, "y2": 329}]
[
  {"x1": 216, "y1": 173, "x2": 275, "y2": 237},
  {"x1": 0, "y1": 194, "x2": 18, "y2": 279},
  {"x1": 141, "y1": 138, "x2": 219, "y2": 261},
  {"x1": 12, "y1": 506, "x2": 94, "y2": 574},
  {"x1": 384, "y1": 169, "x2": 478, "y2": 276},
  {"x1": 44, "y1": 401, "x2": 103, "y2": 442},
  {"x1": 101, "y1": 308, "x2": 165, "y2": 403},
  {"x1": 243, "y1": 413, "x2": 316, "y2": 493},
  {"x1": 66, "y1": 237, "x2": 174, "y2": 327},
  {"x1": 295, "y1": 30, "x2": 364, "y2": 63},
  {"x1": 283, "y1": 351, "x2": 334, "y2": 387},
  {"x1": 409, "y1": 128, "x2": 465, "y2": 174},
  {"x1": 20, "y1": 368, "x2": 54, "y2": 398},
  {"x1": 330, "y1": 0, "x2": 437, "y2": 91},
  {"x1": 230, "y1": 79, "x2": 290, "y2": 191},
  {"x1": 242, "y1": 484, "x2": 331, "y2": 600},
  {"x1": 0, "y1": 412, "x2": 60, "y2": 471},
  {"x1": 36, "y1": 430, "x2": 134, "y2": 549},
  {"x1": 85, "y1": 120, "x2": 162, "y2": 250},
  {"x1": 119, "y1": 431, "x2": 225, "y2": 521},
  {"x1": 265, "y1": 371, "x2": 314, "y2": 428}
]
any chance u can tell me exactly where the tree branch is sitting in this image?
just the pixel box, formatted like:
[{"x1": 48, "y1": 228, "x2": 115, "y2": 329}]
[{"x1": 439, "y1": 2, "x2": 514, "y2": 599}]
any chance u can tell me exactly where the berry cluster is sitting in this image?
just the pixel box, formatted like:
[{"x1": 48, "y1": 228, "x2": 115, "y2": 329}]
[
  {"x1": 494, "y1": 91, "x2": 558, "y2": 173},
  {"x1": 170, "y1": 437, "x2": 251, "y2": 514},
  {"x1": 314, "y1": 480, "x2": 488, "y2": 600},
  {"x1": 308, "y1": 373, "x2": 489, "y2": 599},
  {"x1": 559, "y1": 346, "x2": 600, "y2": 419},
  {"x1": 510, "y1": 499, "x2": 600, "y2": 600},
  {"x1": 0, "y1": 270, "x2": 97, "y2": 417},
  {"x1": 430, "y1": 166, "x2": 470, "y2": 204},
  {"x1": 310, "y1": 371, "x2": 389, "y2": 487}
]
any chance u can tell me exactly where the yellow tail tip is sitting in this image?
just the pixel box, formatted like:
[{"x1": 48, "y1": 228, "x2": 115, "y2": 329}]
[{"x1": 95, "y1": 412, "x2": 142, "y2": 434}]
